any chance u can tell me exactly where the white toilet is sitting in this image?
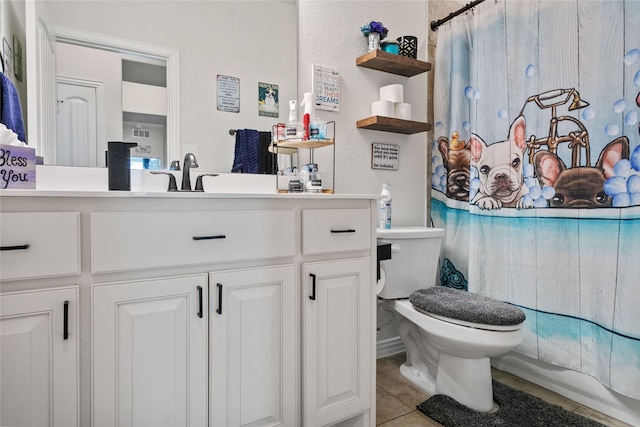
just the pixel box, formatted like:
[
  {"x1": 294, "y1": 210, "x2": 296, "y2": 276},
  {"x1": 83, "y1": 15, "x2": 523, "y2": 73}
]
[{"x1": 377, "y1": 227, "x2": 525, "y2": 412}]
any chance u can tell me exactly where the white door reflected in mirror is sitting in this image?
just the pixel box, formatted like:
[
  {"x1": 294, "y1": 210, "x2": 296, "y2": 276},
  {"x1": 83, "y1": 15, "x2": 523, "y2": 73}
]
[{"x1": 56, "y1": 81, "x2": 99, "y2": 167}]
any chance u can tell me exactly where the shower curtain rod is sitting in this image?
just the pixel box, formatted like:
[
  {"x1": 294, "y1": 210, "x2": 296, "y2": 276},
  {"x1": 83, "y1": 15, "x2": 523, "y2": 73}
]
[{"x1": 430, "y1": 0, "x2": 486, "y2": 31}]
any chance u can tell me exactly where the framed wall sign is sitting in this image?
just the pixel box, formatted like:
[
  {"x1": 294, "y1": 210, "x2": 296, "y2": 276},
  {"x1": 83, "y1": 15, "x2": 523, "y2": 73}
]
[
  {"x1": 3, "y1": 38, "x2": 12, "y2": 78},
  {"x1": 371, "y1": 143, "x2": 399, "y2": 170},
  {"x1": 258, "y1": 82, "x2": 279, "y2": 117},
  {"x1": 13, "y1": 35, "x2": 22, "y2": 82},
  {"x1": 312, "y1": 65, "x2": 340, "y2": 112},
  {"x1": 217, "y1": 74, "x2": 240, "y2": 113}
]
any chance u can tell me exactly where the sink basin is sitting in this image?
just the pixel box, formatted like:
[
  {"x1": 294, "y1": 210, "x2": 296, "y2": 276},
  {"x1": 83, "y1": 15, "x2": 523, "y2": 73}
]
[
  {"x1": 32, "y1": 165, "x2": 277, "y2": 194},
  {"x1": 193, "y1": 173, "x2": 276, "y2": 194},
  {"x1": 134, "y1": 170, "x2": 277, "y2": 194}
]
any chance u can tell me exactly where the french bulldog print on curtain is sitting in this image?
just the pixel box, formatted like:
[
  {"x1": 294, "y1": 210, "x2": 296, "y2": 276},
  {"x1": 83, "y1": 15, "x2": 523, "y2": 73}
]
[{"x1": 430, "y1": 0, "x2": 640, "y2": 400}]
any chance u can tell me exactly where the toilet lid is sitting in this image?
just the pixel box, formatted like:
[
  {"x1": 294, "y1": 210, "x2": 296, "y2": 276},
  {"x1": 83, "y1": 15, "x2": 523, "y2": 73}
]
[{"x1": 409, "y1": 286, "x2": 526, "y2": 330}]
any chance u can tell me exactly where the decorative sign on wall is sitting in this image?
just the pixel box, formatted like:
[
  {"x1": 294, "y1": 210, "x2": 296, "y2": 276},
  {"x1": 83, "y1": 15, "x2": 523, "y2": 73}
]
[
  {"x1": 2, "y1": 38, "x2": 13, "y2": 79},
  {"x1": 312, "y1": 65, "x2": 340, "y2": 112},
  {"x1": 216, "y1": 75, "x2": 240, "y2": 113},
  {"x1": 0, "y1": 144, "x2": 36, "y2": 189},
  {"x1": 13, "y1": 35, "x2": 22, "y2": 82},
  {"x1": 371, "y1": 143, "x2": 399, "y2": 170},
  {"x1": 258, "y1": 82, "x2": 279, "y2": 117}
]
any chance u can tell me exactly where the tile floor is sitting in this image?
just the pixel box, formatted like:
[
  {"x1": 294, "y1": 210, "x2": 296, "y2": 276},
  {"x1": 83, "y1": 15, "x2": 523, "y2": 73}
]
[{"x1": 376, "y1": 353, "x2": 632, "y2": 427}]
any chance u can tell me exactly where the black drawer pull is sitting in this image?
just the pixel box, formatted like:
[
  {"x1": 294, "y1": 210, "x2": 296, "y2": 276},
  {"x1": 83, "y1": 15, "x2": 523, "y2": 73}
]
[
  {"x1": 197, "y1": 286, "x2": 203, "y2": 318},
  {"x1": 1, "y1": 244, "x2": 30, "y2": 251},
  {"x1": 193, "y1": 235, "x2": 226, "y2": 241},
  {"x1": 330, "y1": 229, "x2": 356, "y2": 233},
  {"x1": 216, "y1": 283, "x2": 223, "y2": 315},
  {"x1": 309, "y1": 273, "x2": 316, "y2": 301},
  {"x1": 63, "y1": 300, "x2": 69, "y2": 340}
]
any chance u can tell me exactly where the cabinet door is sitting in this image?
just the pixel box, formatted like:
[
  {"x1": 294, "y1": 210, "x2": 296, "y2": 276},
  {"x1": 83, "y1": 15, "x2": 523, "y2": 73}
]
[
  {"x1": 92, "y1": 275, "x2": 208, "y2": 427},
  {"x1": 0, "y1": 286, "x2": 78, "y2": 427},
  {"x1": 303, "y1": 258, "x2": 372, "y2": 427},
  {"x1": 209, "y1": 265, "x2": 296, "y2": 427}
]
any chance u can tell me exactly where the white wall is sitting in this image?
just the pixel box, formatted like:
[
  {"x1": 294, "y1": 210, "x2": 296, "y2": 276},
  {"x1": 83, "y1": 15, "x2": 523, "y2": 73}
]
[
  {"x1": 298, "y1": 1, "x2": 429, "y2": 350},
  {"x1": 298, "y1": 0, "x2": 428, "y2": 227},
  {"x1": 46, "y1": 1, "x2": 297, "y2": 172}
]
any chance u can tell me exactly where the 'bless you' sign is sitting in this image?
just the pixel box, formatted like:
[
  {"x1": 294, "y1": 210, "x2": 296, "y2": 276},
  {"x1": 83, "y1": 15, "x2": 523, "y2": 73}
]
[{"x1": 0, "y1": 144, "x2": 36, "y2": 189}]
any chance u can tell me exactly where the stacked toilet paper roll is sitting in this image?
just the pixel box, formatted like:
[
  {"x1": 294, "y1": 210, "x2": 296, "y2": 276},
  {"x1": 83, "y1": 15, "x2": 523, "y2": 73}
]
[
  {"x1": 371, "y1": 84, "x2": 411, "y2": 120},
  {"x1": 395, "y1": 102, "x2": 411, "y2": 120},
  {"x1": 380, "y1": 84, "x2": 404, "y2": 103},
  {"x1": 371, "y1": 100, "x2": 395, "y2": 117}
]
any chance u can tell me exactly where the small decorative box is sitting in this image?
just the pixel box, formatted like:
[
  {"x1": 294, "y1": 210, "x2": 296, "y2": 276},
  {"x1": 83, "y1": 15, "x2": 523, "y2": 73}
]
[{"x1": 0, "y1": 144, "x2": 36, "y2": 189}]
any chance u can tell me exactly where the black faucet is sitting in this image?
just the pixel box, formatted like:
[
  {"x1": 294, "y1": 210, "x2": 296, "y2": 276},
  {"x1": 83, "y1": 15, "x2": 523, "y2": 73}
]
[
  {"x1": 150, "y1": 171, "x2": 178, "y2": 191},
  {"x1": 181, "y1": 153, "x2": 199, "y2": 191},
  {"x1": 194, "y1": 174, "x2": 219, "y2": 191}
]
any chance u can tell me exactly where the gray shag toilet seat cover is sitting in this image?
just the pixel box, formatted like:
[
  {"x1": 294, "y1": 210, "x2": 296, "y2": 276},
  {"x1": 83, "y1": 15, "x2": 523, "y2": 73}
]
[{"x1": 409, "y1": 286, "x2": 526, "y2": 326}]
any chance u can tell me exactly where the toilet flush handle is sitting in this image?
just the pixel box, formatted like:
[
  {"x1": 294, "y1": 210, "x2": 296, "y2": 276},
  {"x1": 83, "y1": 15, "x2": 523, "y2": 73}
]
[{"x1": 391, "y1": 243, "x2": 401, "y2": 252}]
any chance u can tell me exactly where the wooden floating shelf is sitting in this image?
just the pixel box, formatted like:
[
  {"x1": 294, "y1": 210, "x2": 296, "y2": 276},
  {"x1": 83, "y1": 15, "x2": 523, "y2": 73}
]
[
  {"x1": 356, "y1": 50, "x2": 431, "y2": 77},
  {"x1": 356, "y1": 116, "x2": 431, "y2": 134},
  {"x1": 275, "y1": 138, "x2": 335, "y2": 150}
]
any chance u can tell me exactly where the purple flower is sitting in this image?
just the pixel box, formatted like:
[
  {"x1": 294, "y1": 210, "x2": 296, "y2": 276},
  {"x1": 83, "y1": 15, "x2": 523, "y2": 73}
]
[{"x1": 361, "y1": 21, "x2": 389, "y2": 40}]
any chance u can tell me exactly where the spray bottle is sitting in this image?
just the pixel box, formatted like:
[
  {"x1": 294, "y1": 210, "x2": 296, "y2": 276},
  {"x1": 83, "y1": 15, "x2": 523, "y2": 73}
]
[
  {"x1": 286, "y1": 100, "x2": 302, "y2": 140},
  {"x1": 299, "y1": 92, "x2": 314, "y2": 140},
  {"x1": 378, "y1": 183, "x2": 392, "y2": 229}
]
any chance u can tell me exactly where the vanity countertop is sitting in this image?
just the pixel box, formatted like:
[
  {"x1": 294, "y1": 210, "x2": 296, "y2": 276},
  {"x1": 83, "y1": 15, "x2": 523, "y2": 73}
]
[
  {"x1": 0, "y1": 189, "x2": 379, "y2": 200},
  {"x1": 2, "y1": 166, "x2": 378, "y2": 199}
]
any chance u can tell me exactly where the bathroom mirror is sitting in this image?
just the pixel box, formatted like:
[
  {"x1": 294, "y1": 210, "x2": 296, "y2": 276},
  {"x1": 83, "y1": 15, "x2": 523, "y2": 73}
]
[{"x1": 28, "y1": 0, "x2": 297, "y2": 172}]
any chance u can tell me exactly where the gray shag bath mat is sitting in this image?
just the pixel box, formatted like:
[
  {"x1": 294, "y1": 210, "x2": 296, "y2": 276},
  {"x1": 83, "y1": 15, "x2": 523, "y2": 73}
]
[{"x1": 417, "y1": 380, "x2": 605, "y2": 427}]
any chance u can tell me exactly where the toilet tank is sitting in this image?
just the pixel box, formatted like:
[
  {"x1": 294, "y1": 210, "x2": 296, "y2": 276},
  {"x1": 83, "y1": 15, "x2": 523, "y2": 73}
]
[{"x1": 376, "y1": 227, "x2": 444, "y2": 299}]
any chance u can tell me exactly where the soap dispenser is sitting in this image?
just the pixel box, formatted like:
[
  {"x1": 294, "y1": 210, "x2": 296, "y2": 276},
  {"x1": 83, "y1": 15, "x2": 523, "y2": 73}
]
[{"x1": 107, "y1": 141, "x2": 137, "y2": 191}]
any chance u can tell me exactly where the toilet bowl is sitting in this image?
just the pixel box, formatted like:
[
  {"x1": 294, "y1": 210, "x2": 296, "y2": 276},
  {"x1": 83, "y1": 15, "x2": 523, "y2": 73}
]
[{"x1": 377, "y1": 227, "x2": 525, "y2": 412}]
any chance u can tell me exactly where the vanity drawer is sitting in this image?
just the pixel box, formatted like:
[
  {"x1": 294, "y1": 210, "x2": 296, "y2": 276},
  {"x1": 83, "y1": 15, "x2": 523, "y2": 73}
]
[
  {"x1": 0, "y1": 212, "x2": 81, "y2": 281},
  {"x1": 302, "y1": 209, "x2": 371, "y2": 255},
  {"x1": 91, "y1": 210, "x2": 295, "y2": 273}
]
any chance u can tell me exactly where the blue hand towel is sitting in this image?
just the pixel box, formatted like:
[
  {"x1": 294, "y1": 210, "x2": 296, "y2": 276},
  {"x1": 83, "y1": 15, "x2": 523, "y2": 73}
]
[
  {"x1": 231, "y1": 129, "x2": 260, "y2": 173},
  {"x1": 0, "y1": 73, "x2": 27, "y2": 144}
]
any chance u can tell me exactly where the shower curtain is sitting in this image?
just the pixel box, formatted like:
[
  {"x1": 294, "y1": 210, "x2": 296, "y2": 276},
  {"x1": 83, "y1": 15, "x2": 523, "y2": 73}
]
[{"x1": 431, "y1": 0, "x2": 639, "y2": 399}]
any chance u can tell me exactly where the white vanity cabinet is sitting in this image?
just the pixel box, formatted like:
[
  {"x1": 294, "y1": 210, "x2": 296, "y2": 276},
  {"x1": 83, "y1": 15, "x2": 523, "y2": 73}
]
[
  {"x1": 0, "y1": 192, "x2": 377, "y2": 427},
  {"x1": 0, "y1": 212, "x2": 81, "y2": 281},
  {"x1": 209, "y1": 265, "x2": 296, "y2": 427},
  {"x1": 0, "y1": 286, "x2": 79, "y2": 427},
  {"x1": 92, "y1": 274, "x2": 209, "y2": 427},
  {"x1": 301, "y1": 209, "x2": 373, "y2": 426},
  {"x1": 0, "y1": 211, "x2": 81, "y2": 427},
  {"x1": 303, "y1": 259, "x2": 372, "y2": 426},
  {"x1": 90, "y1": 210, "x2": 295, "y2": 274}
]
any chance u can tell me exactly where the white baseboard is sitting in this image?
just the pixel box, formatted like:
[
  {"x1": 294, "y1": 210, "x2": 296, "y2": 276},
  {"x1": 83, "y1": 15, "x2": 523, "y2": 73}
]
[{"x1": 376, "y1": 336, "x2": 405, "y2": 359}]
